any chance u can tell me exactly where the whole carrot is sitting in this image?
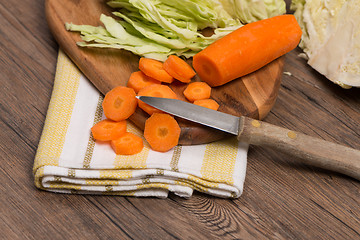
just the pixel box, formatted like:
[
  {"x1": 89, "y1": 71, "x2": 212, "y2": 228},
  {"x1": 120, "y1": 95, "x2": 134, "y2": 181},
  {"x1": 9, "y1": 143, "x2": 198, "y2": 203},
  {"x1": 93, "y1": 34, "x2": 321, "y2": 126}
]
[{"x1": 193, "y1": 15, "x2": 302, "y2": 87}]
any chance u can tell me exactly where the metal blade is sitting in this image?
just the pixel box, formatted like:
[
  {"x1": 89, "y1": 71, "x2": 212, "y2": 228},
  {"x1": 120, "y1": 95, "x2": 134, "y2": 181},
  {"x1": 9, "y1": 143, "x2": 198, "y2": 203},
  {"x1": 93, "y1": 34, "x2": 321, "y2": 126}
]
[{"x1": 137, "y1": 96, "x2": 240, "y2": 135}]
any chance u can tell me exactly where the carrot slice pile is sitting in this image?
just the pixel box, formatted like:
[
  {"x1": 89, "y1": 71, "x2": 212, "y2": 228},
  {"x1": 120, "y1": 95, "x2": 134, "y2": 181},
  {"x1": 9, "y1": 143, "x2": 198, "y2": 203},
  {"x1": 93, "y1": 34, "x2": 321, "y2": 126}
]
[
  {"x1": 163, "y1": 55, "x2": 196, "y2": 83},
  {"x1": 144, "y1": 113, "x2": 181, "y2": 152},
  {"x1": 137, "y1": 84, "x2": 177, "y2": 115},
  {"x1": 139, "y1": 57, "x2": 174, "y2": 83},
  {"x1": 102, "y1": 86, "x2": 137, "y2": 121},
  {"x1": 91, "y1": 119, "x2": 127, "y2": 141},
  {"x1": 193, "y1": 99, "x2": 219, "y2": 111},
  {"x1": 193, "y1": 15, "x2": 302, "y2": 87},
  {"x1": 183, "y1": 82, "x2": 211, "y2": 102},
  {"x1": 127, "y1": 71, "x2": 161, "y2": 93},
  {"x1": 111, "y1": 132, "x2": 144, "y2": 155}
]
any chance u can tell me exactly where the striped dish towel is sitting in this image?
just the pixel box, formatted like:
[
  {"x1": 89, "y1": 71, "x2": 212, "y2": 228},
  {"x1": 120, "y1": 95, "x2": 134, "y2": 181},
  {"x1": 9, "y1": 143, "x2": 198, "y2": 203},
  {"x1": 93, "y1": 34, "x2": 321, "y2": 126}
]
[{"x1": 33, "y1": 50, "x2": 248, "y2": 198}]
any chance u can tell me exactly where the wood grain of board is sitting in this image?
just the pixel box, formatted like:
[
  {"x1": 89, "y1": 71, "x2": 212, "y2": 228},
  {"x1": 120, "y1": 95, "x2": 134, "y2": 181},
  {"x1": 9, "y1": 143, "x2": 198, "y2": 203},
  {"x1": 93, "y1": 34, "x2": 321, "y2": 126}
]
[{"x1": 45, "y1": 0, "x2": 284, "y2": 145}]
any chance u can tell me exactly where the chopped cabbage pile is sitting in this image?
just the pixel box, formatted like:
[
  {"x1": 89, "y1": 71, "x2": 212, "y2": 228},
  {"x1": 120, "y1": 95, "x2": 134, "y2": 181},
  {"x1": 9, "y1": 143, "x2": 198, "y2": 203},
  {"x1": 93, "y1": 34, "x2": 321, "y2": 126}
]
[
  {"x1": 291, "y1": 0, "x2": 360, "y2": 88},
  {"x1": 66, "y1": 0, "x2": 286, "y2": 61}
]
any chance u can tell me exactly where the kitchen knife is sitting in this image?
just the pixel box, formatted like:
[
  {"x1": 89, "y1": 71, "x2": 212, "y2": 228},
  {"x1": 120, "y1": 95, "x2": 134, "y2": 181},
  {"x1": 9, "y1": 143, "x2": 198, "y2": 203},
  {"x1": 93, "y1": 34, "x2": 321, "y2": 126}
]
[{"x1": 137, "y1": 96, "x2": 360, "y2": 180}]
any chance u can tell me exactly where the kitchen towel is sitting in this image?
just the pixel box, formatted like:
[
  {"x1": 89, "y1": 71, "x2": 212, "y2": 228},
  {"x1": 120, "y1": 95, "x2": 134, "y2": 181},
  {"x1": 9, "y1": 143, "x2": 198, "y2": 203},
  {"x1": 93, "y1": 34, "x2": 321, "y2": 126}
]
[{"x1": 33, "y1": 49, "x2": 248, "y2": 198}]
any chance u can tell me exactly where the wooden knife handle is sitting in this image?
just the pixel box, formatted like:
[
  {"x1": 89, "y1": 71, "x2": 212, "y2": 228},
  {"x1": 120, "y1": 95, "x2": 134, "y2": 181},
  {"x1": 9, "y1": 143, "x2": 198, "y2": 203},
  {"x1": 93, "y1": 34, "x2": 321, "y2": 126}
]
[{"x1": 237, "y1": 116, "x2": 360, "y2": 180}]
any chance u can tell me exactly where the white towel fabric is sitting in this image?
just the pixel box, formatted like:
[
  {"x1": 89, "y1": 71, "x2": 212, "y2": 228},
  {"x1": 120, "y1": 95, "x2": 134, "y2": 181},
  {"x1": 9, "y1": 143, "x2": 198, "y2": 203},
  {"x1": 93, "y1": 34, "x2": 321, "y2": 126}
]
[{"x1": 33, "y1": 50, "x2": 248, "y2": 198}]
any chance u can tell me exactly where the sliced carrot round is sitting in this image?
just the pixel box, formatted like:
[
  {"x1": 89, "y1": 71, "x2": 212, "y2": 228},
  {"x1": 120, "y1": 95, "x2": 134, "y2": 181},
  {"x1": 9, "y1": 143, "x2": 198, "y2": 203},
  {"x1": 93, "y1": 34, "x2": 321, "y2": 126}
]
[
  {"x1": 91, "y1": 119, "x2": 127, "y2": 141},
  {"x1": 183, "y1": 82, "x2": 211, "y2": 102},
  {"x1": 163, "y1": 55, "x2": 196, "y2": 83},
  {"x1": 139, "y1": 57, "x2": 174, "y2": 83},
  {"x1": 144, "y1": 113, "x2": 181, "y2": 152},
  {"x1": 137, "y1": 84, "x2": 177, "y2": 115},
  {"x1": 127, "y1": 71, "x2": 161, "y2": 93},
  {"x1": 193, "y1": 99, "x2": 219, "y2": 111},
  {"x1": 111, "y1": 132, "x2": 144, "y2": 155},
  {"x1": 102, "y1": 86, "x2": 137, "y2": 121}
]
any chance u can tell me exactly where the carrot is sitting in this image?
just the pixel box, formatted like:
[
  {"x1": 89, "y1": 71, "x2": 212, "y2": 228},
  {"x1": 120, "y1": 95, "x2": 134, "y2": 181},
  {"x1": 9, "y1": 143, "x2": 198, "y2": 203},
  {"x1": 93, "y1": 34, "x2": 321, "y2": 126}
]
[
  {"x1": 139, "y1": 57, "x2": 174, "y2": 83},
  {"x1": 183, "y1": 82, "x2": 211, "y2": 102},
  {"x1": 111, "y1": 132, "x2": 144, "y2": 155},
  {"x1": 137, "y1": 84, "x2": 177, "y2": 115},
  {"x1": 193, "y1": 15, "x2": 302, "y2": 87},
  {"x1": 193, "y1": 99, "x2": 219, "y2": 111},
  {"x1": 127, "y1": 71, "x2": 161, "y2": 93},
  {"x1": 91, "y1": 118, "x2": 143, "y2": 155},
  {"x1": 91, "y1": 119, "x2": 127, "y2": 141},
  {"x1": 163, "y1": 55, "x2": 196, "y2": 83},
  {"x1": 144, "y1": 113, "x2": 181, "y2": 152},
  {"x1": 102, "y1": 86, "x2": 137, "y2": 121}
]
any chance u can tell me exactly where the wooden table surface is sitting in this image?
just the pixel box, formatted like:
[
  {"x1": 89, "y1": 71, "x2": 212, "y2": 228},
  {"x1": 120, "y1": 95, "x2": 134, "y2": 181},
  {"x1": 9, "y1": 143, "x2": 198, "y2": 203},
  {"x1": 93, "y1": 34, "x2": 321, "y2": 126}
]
[{"x1": 1, "y1": 0, "x2": 359, "y2": 239}]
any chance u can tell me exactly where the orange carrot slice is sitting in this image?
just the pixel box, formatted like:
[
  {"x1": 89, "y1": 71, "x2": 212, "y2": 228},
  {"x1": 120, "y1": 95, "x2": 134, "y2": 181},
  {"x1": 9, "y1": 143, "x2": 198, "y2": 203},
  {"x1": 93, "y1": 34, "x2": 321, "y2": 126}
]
[
  {"x1": 91, "y1": 119, "x2": 127, "y2": 141},
  {"x1": 111, "y1": 132, "x2": 144, "y2": 155},
  {"x1": 144, "y1": 113, "x2": 180, "y2": 152},
  {"x1": 102, "y1": 86, "x2": 137, "y2": 121},
  {"x1": 127, "y1": 71, "x2": 161, "y2": 93},
  {"x1": 163, "y1": 55, "x2": 196, "y2": 83},
  {"x1": 193, "y1": 99, "x2": 219, "y2": 111},
  {"x1": 183, "y1": 82, "x2": 211, "y2": 102},
  {"x1": 137, "y1": 84, "x2": 177, "y2": 115},
  {"x1": 193, "y1": 15, "x2": 302, "y2": 87},
  {"x1": 139, "y1": 57, "x2": 174, "y2": 83}
]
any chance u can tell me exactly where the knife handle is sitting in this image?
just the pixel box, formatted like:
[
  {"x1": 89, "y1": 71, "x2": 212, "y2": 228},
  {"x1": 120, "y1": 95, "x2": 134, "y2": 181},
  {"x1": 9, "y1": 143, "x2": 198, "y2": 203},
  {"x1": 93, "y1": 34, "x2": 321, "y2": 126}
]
[{"x1": 237, "y1": 116, "x2": 360, "y2": 180}]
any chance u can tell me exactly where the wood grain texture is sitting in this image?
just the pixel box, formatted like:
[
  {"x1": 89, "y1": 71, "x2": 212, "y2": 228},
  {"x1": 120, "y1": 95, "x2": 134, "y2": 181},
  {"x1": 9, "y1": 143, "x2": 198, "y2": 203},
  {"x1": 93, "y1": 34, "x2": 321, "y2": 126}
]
[
  {"x1": 45, "y1": 0, "x2": 283, "y2": 145},
  {"x1": 237, "y1": 116, "x2": 360, "y2": 180},
  {"x1": 1, "y1": 0, "x2": 360, "y2": 239}
]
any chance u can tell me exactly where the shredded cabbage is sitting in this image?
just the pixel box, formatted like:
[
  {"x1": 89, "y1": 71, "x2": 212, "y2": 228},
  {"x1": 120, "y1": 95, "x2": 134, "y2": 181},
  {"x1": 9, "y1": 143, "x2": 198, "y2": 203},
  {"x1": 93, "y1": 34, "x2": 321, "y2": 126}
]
[
  {"x1": 219, "y1": 0, "x2": 286, "y2": 23},
  {"x1": 66, "y1": 0, "x2": 286, "y2": 61}
]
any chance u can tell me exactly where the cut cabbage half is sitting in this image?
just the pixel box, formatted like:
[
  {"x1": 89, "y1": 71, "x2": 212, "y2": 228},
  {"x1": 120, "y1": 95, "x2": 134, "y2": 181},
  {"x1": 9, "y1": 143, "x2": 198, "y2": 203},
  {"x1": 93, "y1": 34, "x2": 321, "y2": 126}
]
[{"x1": 291, "y1": 0, "x2": 360, "y2": 88}]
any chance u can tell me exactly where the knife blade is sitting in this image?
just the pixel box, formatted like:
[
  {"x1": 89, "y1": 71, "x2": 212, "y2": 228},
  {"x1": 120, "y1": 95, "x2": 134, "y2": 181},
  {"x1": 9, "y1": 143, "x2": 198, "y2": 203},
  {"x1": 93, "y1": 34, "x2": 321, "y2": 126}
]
[
  {"x1": 137, "y1": 96, "x2": 240, "y2": 135},
  {"x1": 138, "y1": 96, "x2": 360, "y2": 181}
]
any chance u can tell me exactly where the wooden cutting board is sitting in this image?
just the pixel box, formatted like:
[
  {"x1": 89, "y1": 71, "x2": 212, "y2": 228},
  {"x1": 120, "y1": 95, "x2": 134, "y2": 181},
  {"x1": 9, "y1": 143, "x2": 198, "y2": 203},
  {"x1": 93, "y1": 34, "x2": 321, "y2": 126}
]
[{"x1": 45, "y1": 0, "x2": 284, "y2": 145}]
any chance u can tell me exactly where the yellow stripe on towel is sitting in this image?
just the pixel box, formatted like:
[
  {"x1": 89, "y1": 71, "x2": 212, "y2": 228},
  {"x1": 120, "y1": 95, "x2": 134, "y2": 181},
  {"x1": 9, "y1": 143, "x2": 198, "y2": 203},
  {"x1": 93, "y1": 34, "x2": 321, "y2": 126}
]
[
  {"x1": 33, "y1": 50, "x2": 81, "y2": 171},
  {"x1": 201, "y1": 137, "x2": 239, "y2": 185}
]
